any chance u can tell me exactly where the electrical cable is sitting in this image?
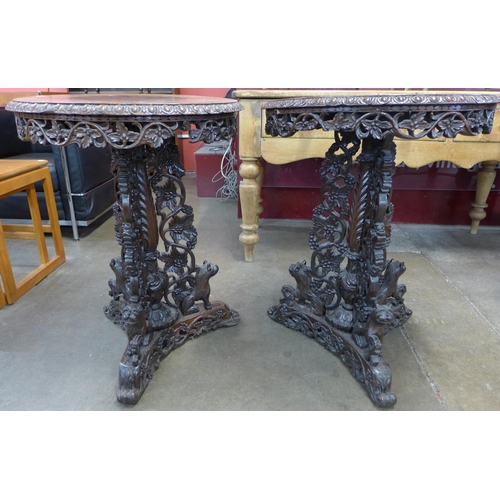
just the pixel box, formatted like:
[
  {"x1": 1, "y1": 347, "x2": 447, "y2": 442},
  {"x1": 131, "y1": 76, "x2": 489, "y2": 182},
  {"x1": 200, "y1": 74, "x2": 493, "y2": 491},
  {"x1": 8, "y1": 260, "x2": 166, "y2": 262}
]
[{"x1": 212, "y1": 137, "x2": 238, "y2": 200}]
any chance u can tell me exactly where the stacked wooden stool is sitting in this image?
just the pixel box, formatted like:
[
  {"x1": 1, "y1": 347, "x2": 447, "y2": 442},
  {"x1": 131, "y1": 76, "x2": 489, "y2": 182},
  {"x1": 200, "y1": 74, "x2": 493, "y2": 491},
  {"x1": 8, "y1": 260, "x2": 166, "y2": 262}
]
[{"x1": 0, "y1": 159, "x2": 65, "y2": 308}]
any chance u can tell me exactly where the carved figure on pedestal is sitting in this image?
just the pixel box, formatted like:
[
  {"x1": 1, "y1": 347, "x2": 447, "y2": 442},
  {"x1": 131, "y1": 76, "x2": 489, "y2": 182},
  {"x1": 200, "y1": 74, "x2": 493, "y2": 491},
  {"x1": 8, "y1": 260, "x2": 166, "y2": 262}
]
[
  {"x1": 286, "y1": 260, "x2": 325, "y2": 316},
  {"x1": 175, "y1": 260, "x2": 219, "y2": 315},
  {"x1": 121, "y1": 303, "x2": 147, "y2": 341},
  {"x1": 377, "y1": 259, "x2": 407, "y2": 303}
]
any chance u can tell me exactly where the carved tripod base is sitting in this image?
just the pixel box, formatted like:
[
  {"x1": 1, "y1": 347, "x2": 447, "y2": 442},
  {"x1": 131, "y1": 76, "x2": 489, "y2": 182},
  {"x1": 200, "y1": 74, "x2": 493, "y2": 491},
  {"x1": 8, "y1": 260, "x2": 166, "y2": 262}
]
[
  {"x1": 117, "y1": 301, "x2": 240, "y2": 405},
  {"x1": 268, "y1": 303, "x2": 396, "y2": 408},
  {"x1": 105, "y1": 140, "x2": 241, "y2": 404}
]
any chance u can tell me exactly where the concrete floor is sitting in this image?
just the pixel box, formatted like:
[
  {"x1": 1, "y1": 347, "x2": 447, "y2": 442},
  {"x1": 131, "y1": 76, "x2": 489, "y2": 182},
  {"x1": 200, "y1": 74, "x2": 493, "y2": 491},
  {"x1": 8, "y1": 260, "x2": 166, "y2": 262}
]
[{"x1": 1, "y1": 173, "x2": 500, "y2": 411}]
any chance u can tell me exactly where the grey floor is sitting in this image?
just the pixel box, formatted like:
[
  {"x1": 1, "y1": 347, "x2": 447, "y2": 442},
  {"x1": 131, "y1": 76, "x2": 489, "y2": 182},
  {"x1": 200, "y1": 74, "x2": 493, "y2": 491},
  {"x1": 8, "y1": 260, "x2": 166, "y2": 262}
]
[{"x1": 1, "y1": 173, "x2": 500, "y2": 411}]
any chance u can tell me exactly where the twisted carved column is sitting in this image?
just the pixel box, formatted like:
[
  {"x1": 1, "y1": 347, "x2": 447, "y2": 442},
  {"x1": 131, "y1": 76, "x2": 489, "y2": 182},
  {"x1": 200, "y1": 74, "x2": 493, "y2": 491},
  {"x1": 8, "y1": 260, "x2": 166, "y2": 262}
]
[
  {"x1": 268, "y1": 131, "x2": 409, "y2": 407},
  {"x1": 103, "y1": 140, "x2": 240, "y2": 404}
]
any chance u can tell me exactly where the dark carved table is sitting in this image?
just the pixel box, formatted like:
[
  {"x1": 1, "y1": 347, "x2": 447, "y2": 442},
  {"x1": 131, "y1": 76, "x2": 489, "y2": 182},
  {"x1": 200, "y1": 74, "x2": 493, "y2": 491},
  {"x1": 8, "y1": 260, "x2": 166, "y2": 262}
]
[
  {"x1": 6, "y1": 94, "x2": 243, "y2": 404},
  {"x1": 263, "y1": 92, "x2": 500, "y2": 407}
]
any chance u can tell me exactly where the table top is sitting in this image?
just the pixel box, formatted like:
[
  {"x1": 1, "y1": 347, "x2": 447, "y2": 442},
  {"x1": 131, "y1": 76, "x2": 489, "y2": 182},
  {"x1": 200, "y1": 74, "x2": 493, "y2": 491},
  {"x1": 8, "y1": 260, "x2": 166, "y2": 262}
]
[
  {"x1": 262, "y1": 91, "x2": 500, "y2": 110},
  {"x1": 0, "y1": 159, "x2": 48, "y2": 180},
  {"x1": 5, "y1": 94, "x2": 243, "y2": 117},
  {"x1": 263, "y1": 91, "x2": 500, "y2": 141},
  {"x1": 6, "y1": 94, "x2": 243, "y2": 149}
]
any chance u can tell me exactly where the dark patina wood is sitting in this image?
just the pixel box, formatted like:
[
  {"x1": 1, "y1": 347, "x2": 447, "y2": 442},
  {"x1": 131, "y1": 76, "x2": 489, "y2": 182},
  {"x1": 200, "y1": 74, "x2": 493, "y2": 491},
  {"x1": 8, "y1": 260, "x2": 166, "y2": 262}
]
[
  {"x1": 7, "y1": 94, "x2": 243, "y2": 404},
  {"x1": 263, "y1": 92, "x2": 500, "y2": 407}
]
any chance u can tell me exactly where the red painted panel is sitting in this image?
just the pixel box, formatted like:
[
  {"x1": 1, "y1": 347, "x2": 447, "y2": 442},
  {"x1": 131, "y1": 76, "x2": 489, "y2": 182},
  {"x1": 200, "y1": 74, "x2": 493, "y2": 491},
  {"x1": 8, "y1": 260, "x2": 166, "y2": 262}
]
[{"x1": 236, "y1": 160, "x2": 500, "y2": 226}]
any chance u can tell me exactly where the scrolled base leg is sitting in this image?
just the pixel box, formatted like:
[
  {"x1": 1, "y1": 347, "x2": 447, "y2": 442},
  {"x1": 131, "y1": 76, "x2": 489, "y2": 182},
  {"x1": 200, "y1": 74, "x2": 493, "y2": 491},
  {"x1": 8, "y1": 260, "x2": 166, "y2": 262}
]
[
  {"x1": 117, "y1": 301, "x2": 240, "y2": 404},
  {"x1": 268, "y1": 303, "x2": 396, "y2": 408}
]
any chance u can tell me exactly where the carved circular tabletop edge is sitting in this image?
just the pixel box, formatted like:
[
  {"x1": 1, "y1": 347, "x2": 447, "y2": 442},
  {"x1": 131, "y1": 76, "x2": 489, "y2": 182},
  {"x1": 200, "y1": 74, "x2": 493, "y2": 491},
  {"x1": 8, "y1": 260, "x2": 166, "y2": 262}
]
[
  {"x1": 5, "y1": 100, "x2": 243, "y2": 117},
  {"x1": 262, "y1": 94, "x2": 500, "y2": 109}
]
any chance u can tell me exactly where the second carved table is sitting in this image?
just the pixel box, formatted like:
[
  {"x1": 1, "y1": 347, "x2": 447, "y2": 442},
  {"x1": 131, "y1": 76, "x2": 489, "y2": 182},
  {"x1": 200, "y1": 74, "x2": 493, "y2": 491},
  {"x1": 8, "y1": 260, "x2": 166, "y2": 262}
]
[{"x1": 263, "y1": 92, "x2": 500, "y2": 407}]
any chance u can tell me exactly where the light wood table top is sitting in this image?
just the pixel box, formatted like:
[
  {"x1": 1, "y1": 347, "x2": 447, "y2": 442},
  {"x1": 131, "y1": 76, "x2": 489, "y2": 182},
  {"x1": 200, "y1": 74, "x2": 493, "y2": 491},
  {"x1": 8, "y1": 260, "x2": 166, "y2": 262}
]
[{"x1": 0, "y1": 159, "x2": 48, "y2": 181}]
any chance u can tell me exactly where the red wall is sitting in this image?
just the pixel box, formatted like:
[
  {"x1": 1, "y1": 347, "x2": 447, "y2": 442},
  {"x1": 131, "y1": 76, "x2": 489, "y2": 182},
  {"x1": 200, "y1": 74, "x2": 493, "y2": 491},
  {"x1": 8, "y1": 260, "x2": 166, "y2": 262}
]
[{"x1": 0, "y1": 88, "x2": 67, "y2": 92}]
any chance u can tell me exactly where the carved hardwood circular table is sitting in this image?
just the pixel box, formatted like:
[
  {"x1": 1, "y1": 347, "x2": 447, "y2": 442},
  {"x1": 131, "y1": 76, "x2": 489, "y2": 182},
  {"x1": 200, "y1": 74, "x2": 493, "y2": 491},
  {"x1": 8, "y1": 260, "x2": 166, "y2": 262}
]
[
  {"x1": 263, "y1": 92, "x2": 500, "y2": 407},
  {"x1": 6, "y1": 94, "x2": 243, "y2": 404}
]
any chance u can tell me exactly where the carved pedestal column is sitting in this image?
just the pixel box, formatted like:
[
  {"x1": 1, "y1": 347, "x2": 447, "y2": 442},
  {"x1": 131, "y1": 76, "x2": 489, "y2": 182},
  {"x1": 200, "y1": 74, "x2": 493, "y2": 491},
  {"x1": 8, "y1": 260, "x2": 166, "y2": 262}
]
[
  {"x1": 469, "y1": 160, "x2": 498, "y2": 234},
  {"x1": 268, "y1": 132, "x2": 411, "y2": 407},
  {"x1": 104, "y1": 140, "x2": 240, "y2": 404}
]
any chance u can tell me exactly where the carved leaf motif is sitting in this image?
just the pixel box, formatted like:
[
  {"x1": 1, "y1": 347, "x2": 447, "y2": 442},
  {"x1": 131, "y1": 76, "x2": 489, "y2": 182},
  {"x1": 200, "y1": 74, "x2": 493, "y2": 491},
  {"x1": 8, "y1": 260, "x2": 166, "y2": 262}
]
[
  {"x1": 158, "y1": 247, "x2": 189, "y2": 276},
  {"x1": 108, "y1": 122, "x2": 141, "y2": 146},
  {"x1": 168, "y1": 207, "x2": 197, "y2": 248},
  {"x1": 154, "y1": 179, "x2": 180, "y2": 212},
  {"x1": 13, "y1": 114, "x2": 238, "y2": 149},
  {"x1": 26, "y1": 121, "x2": 46, "y2": 144},
  {"x1": 310, "y1": 211, "x2": 346, "y2": 246},
  {"x1": 465, "y1": 110, "x2": 487, "y2": 132},
  {"x1": 74, "y1": 124, "x2": 106, "y2": 148},
  {"x1": 294, "y1": 113, "x2": 321, "y2": 131},
  {"x1": 45, "y1": 121, "x2": 70, "y2": 143},
  {"x1": 143, "y1": 124, "x2": 174, "y2": 148},
  {"x1": 266, "y1": 106, "x2": 497, "y2": 141},
  {"x1": 191, "y1": 120, "x2": 223, "y2": 143},
  {"x1": 398, "y1": 112, "x2": 430, "y2": 136},
  {"x1": 434, "y1": 113, "x2": 466, "y2": 138},
  {"x1": 313, "y1": 246, "x2": 347, "y2": 275},
  {"x1": 358, "y1": 114, "x2": 394, "y2": 140},
  {"x1": 330, "y1": 112, "x2": 357, "y2": 130}
]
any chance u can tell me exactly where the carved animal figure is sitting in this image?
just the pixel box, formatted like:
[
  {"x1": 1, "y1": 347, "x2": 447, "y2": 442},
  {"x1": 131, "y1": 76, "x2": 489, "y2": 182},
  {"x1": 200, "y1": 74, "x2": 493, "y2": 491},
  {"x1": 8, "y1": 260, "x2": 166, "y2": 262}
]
[
  {"x1": 377, "y1": 259, "x2": 406, "y2": 303},
  {"x1": 289, "y1": 260, "x2": 325, "y2": 316},
  {"x1": 289, "y1": 260, "x2": 311, "y2": 304},
  {"x1": 108, "y1": 257, "x2": 126, "y2": 299},
  {"x1": 365, "y1": 303, "x2": 394, "y2": 340},
  {"x1": 121, "y1": 303, "x2": 147, "y2": 341},
  {"x1": 353, "y1": 301, "x2": 395, "y2": 352},
  {"x1": 179, "y1": 260, "x2": 219, "y2": 315}
]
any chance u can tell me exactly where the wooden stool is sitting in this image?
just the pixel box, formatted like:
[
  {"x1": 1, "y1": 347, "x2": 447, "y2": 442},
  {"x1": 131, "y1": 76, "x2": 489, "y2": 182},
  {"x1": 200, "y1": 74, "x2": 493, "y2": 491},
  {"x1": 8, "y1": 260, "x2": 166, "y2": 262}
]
[{"x1": 0, "y1": 159, "x2": 65, "y2": 305}]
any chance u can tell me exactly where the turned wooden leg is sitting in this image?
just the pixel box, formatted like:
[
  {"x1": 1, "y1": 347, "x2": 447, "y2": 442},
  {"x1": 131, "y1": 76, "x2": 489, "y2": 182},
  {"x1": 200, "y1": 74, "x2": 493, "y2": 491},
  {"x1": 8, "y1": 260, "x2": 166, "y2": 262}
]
[
  {"x1": 469, "y1": 160, "x2": 498, "y2": 234},
  {"x1": 239, "y1": 158, "x2": 262, "y2": 262},
  {"x1": 256, "y1": 161, "x2": 264, "y2": 220}
]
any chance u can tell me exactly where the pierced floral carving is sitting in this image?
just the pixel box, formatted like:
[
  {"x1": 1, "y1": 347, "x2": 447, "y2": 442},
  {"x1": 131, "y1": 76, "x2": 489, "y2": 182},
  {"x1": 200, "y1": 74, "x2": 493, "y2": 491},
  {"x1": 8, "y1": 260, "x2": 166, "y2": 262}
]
[
  {"x1": 266, "y1": 108, "x2": 496, "y2": 140},
  {"x1": 13, "y1": 114, "x2": 239, "y2": 149}
]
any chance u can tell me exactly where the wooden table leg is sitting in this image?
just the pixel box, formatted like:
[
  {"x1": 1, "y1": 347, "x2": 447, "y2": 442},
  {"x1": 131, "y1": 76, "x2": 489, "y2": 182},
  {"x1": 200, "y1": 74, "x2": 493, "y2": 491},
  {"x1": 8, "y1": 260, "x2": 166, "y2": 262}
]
[
  {"x1": 256, "y1": 160, "x2": 264, "y2": 220},
  {"x1": 239, "y1": 158, "x2": 262, "y2": 262},
  {"x1": 469, "y1": 160, "x2": 498, "y2": 234}
]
